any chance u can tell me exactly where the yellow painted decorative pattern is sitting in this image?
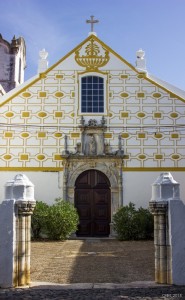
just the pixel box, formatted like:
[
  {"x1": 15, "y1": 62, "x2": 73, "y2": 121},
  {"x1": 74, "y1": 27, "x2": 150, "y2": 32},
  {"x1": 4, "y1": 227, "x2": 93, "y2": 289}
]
[
  {"x1": 155, "y1": 155, "x2": 163, "y2": 159},
  {"x1": 55, "y1": 92, "x2": 64, "y2": 98},
  {"x1": 71, "y1": 133, "x2": 80, "y2": 138},
  {"x1": 137, "y1": 74, "x2": 144, "y2": 79},
  {"x1": 38, "y1": 112, "x2": 47, "y2": 118},
  {"x1": 75, "y1": 37, "x2": 110, "y2": 71},
  {"x1": 171, "y1": 133, "x2": 179, "y2": 139},
  {"x1": 172, "y1": 154, "x2": 180, "y2": 160},
  {"x1": 4, "y1": 155, "x2": 12, "y2": 160},
  {"x1": 22, "y1": 112, "x2": 30, "y2": 117},
  {"x1": 37, "y1": 155, "x2": 45, "y2": 160},
  {"x1": 5, "y1": 112, "x2": 14, "y2": 117},
  {"x1": 0, "y1": 36, "x2": 184, "y2": 171},
  {"x1": 39, "y1": 92, "x2": 47, "y2": 97},
  {"x1": 121, "y1": 112, "x2": 129, "y2": 118},
  {"x1": 137, "y1": 112, "x2": 145, "y2": 118},
  {"x1": 54, "y1": 154, "x2": 62, "y2": 160},
  {"x1": 120, "y1": 92, "x2": 129, "y2": 98},
  {"x1": 4, "y1": 132, "x2": 13, "y2": 138},
  {"x1": 38, "y1": 132, "x2": 46, "y2": 138},
  {"x1": 55, "y1": 112, "x2": 63, "y2": 118},
  {"x1": 154, "y1": 112, "x2": 162, "y2": 118},
  {"x1": 55, "y1": 75, "x2": 63, "y2": 79},
  {"x1": 54, "y1": 132, "x2": 62, "y2": 138},
  {"x1": 22, "y1": 92, "x2": 31, "y2": 97},
  {"x1": 137, "y1": 92, "x2": 145, "y2": 98},
  {"x1": 20, "y1": 154, "x2": 29, "y2": 161},
  {"x1": 154, "y1": 133, "x2": 163, "y2": 139},
  {"x1": 170, "y1": 112, "x2": 178, "y2": 118},
  {"x1": 138, "y1": 133, "x2": 146, "y2": 138},
  {"x1": 153, "y1": 93, "x2": 161, "y2": 98},
  {"x1": 121, "y1": 133, "x2": 129, "y2": 138},
  {"x1": 104, "y1": 133, "x2": 112, "y2": 138},
  {"x1": 21, "y1": 133, "x2": 29, "y2": 138},
  {"x1": 138, "y1": 154, "x2": 146, "y2": 159}
]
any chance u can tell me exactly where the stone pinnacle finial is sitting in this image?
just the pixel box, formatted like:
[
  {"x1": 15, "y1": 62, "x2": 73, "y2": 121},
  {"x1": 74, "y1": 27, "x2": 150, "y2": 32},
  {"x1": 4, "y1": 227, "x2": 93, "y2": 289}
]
[
  {"x1": 136, "y1": 48, "x2": 147, "y2": 73},
  {"x1": 38, "y1": 48, "x2": 48, "y2": 74}
]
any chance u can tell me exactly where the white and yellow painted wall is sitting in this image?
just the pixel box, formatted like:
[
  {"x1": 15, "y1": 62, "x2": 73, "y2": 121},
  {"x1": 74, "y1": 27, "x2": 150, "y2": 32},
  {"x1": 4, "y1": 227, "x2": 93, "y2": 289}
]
[{"x1": 0, "y1": 34, "x2": 185, "y2": 206}]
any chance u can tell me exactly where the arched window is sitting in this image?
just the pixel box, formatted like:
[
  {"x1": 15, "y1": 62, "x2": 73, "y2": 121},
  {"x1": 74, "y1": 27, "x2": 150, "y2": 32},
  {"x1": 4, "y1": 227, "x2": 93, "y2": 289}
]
[{"x1": 81, "y1": 76, "x2": 104, "y2": 113}]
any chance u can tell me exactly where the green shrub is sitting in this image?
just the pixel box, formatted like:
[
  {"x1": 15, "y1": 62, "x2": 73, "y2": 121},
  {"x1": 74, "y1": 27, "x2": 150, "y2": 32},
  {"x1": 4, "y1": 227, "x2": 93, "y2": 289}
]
[
  {"x1": 31, "y1": 199, "x2": 79, "y2": 240},
  {"x1": 45, "y1": 199, "x2": 79, "y2": 240},
  {"x1": 113, "y1": 202, "x2": 153, "y2": 240},
  {"x1": 31, "y1": 201, "x2": 49, "y2": 239},
  {"x1": 136, "y1": 207, "x2": 154, "y2": 240},
  {"x1": 113, "y1": 202, "x2": 139, "y2": 240}
]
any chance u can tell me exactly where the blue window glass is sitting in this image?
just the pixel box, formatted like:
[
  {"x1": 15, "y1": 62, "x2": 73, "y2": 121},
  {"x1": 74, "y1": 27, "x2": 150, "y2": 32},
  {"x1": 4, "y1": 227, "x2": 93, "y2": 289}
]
[{"x1": 81, "y1": 76, "x2": 104, "y2": 113}]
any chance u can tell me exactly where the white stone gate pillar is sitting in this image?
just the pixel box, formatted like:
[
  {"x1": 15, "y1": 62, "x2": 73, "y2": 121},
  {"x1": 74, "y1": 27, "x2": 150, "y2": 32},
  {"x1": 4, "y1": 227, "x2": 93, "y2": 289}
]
[
  {"x1": 149, "y1": 172, "x2": 185, "y2": 285},
  {"x1": 0, "y1": 174, "x2": 36, "y2": 288}
]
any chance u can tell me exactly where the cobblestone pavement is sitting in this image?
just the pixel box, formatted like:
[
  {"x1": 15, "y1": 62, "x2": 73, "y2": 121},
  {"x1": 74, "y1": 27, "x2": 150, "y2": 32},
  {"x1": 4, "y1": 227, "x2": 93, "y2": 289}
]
[{"x1": 0, "y1": 285, "x2": 185, "y2": 300}]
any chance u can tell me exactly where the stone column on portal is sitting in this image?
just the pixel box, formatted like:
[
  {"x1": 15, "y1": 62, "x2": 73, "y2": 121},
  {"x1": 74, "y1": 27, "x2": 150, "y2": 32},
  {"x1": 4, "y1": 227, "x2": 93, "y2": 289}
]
[{"x1": 0, "y1": 174, "x2": 36, "y2": 288}]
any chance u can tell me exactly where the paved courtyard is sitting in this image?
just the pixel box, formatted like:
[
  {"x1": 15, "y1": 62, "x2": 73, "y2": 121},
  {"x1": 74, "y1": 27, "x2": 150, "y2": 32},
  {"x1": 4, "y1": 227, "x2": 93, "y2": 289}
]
[
  {"x1": 31, "y1": 239, "x2": 155, "y2": 284},
  {"x1": 1, "y1": 239, "x2": 185, "y2": 299}
]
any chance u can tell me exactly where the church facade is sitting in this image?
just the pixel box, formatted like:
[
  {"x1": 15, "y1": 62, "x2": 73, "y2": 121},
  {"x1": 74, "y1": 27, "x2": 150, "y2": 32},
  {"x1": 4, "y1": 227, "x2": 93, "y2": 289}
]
[{"x1": 0, "y1": 30, "x2": 185, "y2": 236}]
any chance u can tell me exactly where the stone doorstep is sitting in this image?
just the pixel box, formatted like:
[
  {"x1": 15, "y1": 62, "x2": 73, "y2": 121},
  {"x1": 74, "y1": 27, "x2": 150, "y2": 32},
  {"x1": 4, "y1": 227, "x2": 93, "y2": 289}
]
[{"x1": 28, "y1": 281, "x2": 170, "y2": 290}]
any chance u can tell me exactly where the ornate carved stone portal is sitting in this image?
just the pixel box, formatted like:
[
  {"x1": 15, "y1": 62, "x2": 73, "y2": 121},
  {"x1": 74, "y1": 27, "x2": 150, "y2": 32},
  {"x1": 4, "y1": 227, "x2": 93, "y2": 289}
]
[{"x1": 61, "y1": 117, "x2": 124, "y2": 235}]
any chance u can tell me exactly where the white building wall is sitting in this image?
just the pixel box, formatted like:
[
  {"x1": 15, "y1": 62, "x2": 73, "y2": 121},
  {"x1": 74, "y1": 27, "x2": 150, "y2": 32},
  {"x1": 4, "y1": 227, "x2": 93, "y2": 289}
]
[
  {"x1": 0, "y1": 35, "x2": 185, "y2": 214},
  {"x1": 0, "y1": 171, "x2": 184, "y2": 209},
  {"x1": 0, "y1": 171, "x2": 62, "y2": 205},
  {"x1": 123, "y1": 171, "x2": 185, "y2": 208}
]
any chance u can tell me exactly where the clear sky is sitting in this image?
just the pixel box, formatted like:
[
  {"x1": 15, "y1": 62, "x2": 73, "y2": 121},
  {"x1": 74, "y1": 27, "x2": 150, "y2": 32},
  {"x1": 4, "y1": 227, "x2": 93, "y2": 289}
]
[{"x1": 1, "y1": 0, "x2": 185, "y2": 90}]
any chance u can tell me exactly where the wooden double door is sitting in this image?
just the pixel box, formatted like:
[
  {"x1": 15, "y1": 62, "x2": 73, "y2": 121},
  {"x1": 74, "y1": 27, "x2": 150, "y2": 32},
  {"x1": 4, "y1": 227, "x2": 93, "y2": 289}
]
[{"x1": 75, "y1": 170, "x2": 111, "y2": 237}]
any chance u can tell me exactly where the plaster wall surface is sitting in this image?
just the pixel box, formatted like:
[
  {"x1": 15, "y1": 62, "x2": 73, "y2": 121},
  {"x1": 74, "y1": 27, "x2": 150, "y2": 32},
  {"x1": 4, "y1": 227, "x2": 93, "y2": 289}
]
[
  {"x1": 0, "y1": 200, "x2": 15, "y2": 287},
  {"x1": 122, "y1": 171, "x2": 185, "y2": 208},
  {"x1": 0, "y1": 171, "x2": 184, "y2": 208},
  {"x1": 169, "y1": 199, "x2": 185, "y2": 285},
  {"x1": 0, "y1": 172, "x2": 62, "y2": 205}
]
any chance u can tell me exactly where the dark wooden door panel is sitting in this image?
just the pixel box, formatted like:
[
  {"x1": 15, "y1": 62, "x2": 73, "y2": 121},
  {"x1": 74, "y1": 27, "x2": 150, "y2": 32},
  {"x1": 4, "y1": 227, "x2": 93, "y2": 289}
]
[
  {"x1": 76, "y1": 189, "x2": 91, "y2": 204},
  {"x1": 77, "y1": 205, "x2": 91, "y2": 219},
  {"x1": 94, "y1": 189, "x2": 110, "y2": 203},
  {"x1": 94, "y1": 221, "x2": 110, "y2": 236},
  {"x1": 75, "y1": 170, "x2": 111, "y2": 237},
  {"x1": 94, "y1": 205, "x2": 109, "y2": 219},
  {"x1": 77, "y1": 221, "x2": 92, "y2": 236},
  {"x1": 76, "y1": 171, "x2": 91, "y2": 188}
]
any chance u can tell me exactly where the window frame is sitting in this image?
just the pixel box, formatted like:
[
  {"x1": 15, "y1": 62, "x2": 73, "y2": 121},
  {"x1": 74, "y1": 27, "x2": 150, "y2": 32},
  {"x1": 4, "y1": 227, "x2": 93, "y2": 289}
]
[{"x1": 79, "y1": 73, "x2": 107, "y2": 115}]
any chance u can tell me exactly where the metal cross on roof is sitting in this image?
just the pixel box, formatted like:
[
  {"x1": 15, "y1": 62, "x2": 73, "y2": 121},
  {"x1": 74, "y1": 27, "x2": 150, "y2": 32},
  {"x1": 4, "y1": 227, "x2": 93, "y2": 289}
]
[{"x1": 86, "y1": 16, "x2": 99, "y2": 32}]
